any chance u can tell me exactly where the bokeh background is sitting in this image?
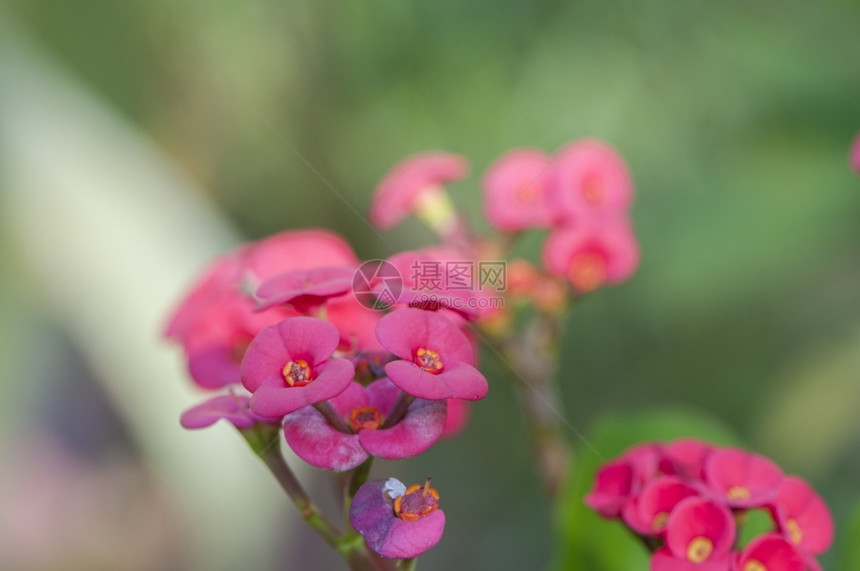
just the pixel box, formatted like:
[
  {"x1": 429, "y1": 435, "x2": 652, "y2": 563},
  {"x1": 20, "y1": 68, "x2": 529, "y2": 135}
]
[{"x1": 1, "y1": 1, "x2": 858, "y2": 569}]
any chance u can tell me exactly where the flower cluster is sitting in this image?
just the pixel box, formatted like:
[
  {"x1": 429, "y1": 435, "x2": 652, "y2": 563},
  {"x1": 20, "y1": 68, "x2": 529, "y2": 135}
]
[
  {"x1": 585, "y1": 439, "x2": 834, "y2": 571},
  {"x1": 167, "y1": 139, "x2": 640, "y2": 565},
  {"x1": 167, "y1": 228, "x2": 487, "y2": 560}
]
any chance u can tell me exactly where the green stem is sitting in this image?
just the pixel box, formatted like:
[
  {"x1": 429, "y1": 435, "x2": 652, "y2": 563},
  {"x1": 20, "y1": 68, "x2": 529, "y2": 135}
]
[
  {"x1": 399, "y1": 557, "x2": 418, "y2": 570},
  {"x1": 241, "y1": 424, "x2": 341, "y2": 547}
]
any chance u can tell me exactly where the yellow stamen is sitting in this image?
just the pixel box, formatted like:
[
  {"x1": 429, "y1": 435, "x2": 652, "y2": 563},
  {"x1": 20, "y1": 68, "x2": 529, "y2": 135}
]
[
  {"x1": 743, "y1": 561, "x2": 767, "y2": 571},
  {"x1": 687, "y1": 537, "x2": 713, "y2": 563},
  {"x1": 348, "y1": 407, "x2": 383, "y2": 432},
  {"x1": 567, "y1": 252, "x2": 607, "y2": 292},
  {"x1": 282, "y1": 359, "x2": 313, "y2": 387},
  {"x1": 414, "y1": 186, "x2": 457, "y2": 235},
  {"x1": 415, "y1": 347, "x2": 444, "y2": 374},
  {"x1": 727, "y1": 486, "x2": 751, "y2": 501},
  {"x1": 651, "y1": 512, "x2": 669, "y2": 532},
  {"x1": 786, "y1": 518, "x2": 803, "y2": 544}
]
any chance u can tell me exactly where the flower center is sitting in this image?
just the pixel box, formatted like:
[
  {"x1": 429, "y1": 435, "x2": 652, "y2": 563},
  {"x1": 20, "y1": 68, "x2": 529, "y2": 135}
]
[
  {"x1": 282, "y1": 359, "x2": 313, "y2": 387},
  {"x1": 651, "y1": 512, "x2": 669, "y2": 532},
  {"x1": 415, "y1": 347, "x2": 444, "y2": 374},
  {"x1": 785, "y1": 518, "x2": 803, "y2": 544},
  {"x1": 518, "y1": 181, "x2": 540, "y2": 204},
  {"x1": 727, "y1": 486, "x2": 751, "y2": 501},
  {"x1": 582, "y1": 174, "x2": 604, "y2": 205},
  {"x1": 394, "y1": 478, "x2": 440, "y2": 522},
  {"x1": 567, "y1": 252, "x2": 607, "y2": 292},
  {"x1": 743, "y1": 561, "x2": 767, "y2": 571},
  {"x1": 686, "y1": 537, "x2": 713, "y2": 563},
  {"x1": 348, "y1": 406, "x2": 383, "y2": 432}
]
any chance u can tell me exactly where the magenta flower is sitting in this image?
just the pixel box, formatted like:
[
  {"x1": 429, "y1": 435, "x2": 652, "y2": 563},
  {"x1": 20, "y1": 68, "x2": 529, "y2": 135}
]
[
  {"x1": 350, "y1": 478, "x2": 445, "y2": 559},
  {"x1": 547, "y1": 138, "x2": 633, "y2": 223},
  {"x1": 585, "y1": 459, "x2": 637, "y2": 518},
  {"x1": 240, "y1": 317, "x2": 355, "y2": 418},
  {"x1": 542, "y1": 218, "x2": 639, "y2": 293},
  {"x1": 254, "y1": 266, "x2": 356, "y2": 312},
  {"x1": 482, "y1": 148, "x2": 555, "y2": 231},
  {"x1": 165, "y1": 229, "x2": 360, "y2": 389},
  {"x1": 850, "y1": 130, "x2": 860, "y2": 174},
  {"x1": 370, "y1": 152, "x2": 468, "y2": 230},
  {"x1": 651, "y1": 497, "x2": 735, "y2": 570},
  {"x1": 376, "y1": 308, "x2": 488, "y2": 401},
  {"x1": 180, "y1": 392, "x2": 279, "y2": 429},
  {"x1": 325, "y1": 294, "x2": 385, "y2": 352},
  {"x1": 282, "y1": 380, "x2": 446, "y2": 471},
  {"x1": 239, "y1": 229, "x2": 359, "y2": 287},
  {"x1": 623, "y1": 476, "x2": 699, "y2": 536},
  {"x1": 660, "y1": 439, "x2": 715, "y2": 482},
  {"x1": 734, "y1": 533, "x2": 805, "y2": 571},
  {"x1": 705, "y1": 448, "x2": 783, "y2": 508},
  {"x1": 769, "y1": 476, "x2": 834, "y2": 557}
]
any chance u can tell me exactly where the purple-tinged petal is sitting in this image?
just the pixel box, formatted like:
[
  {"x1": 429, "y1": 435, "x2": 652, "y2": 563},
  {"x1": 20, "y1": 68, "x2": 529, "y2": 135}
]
[
  {"x1": 188, "y1": 347, "x2": 243, "y2": 390},
  {"x1": 359, "y1": 397, "x2": 446, "y2": 460},
  {"x1": 180, "y1": 393, "x2": 278, "y2": 429},
  {"x1": 350, "y1": 478, "x2": 445, "y2": 559},
  {"x1": 282, "y1": 406, "x2": 367, "y2": 471},
  {"x1": 384, "y1": 360, "x2": 487, "y2": 401},
  {"x1": 248, "y1": 358, "x2": 354, "y2": 417}
]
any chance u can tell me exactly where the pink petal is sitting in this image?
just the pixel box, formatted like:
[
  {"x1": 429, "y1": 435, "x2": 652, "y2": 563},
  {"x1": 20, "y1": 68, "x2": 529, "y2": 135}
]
[
  {"x1": 180, "y1": 393, "x2": 276, "y2": 429},
  {"x1": 255, "y1": 267, "x2": 355, "y2": 311},
  {"x1": 482, "y1": 148, "x2": 555, "y2": 231},
  {"x1": 542, "y1": 217, "x2": 640, "y2": 285},
  {"x1": 650, "y1": 547, "x2": 731, "y2": 571},
  {"x1": 240, "y1": 229, "x2": 359, "y2": 285},
  {"x1": 664, "y1": 497, "x2": 735, "y2": 561},
  {"x1": 370, "y1": 152, "x2": 468, "y2": 229},
  {"x1": 705, "y1": 448, "x2": 783, "y2": 508},
  {"x1": 380, "y1": 512, "x2": 446, "y2": 559},
  {"x1": 359, "y1": 397, "x2": 446, "y2": 460},
  {"x1": 737, "y1": 533, "x2": 805, "y2": 571},
  {"x1": 282, "y1": 406, "x2": 367, "y2": 471},
  {"x1": 375, "y1": 308, "x2": 475, "y2": 364},
  {"x1": 384, "y1": 360, "x2": 487, "y2": 401},
  {"x1": 772, "y1": 476, "x2": 834, "y2": 555},
  {"x1": 248, "y1": 359, "x2": 354, "y2": 417}
]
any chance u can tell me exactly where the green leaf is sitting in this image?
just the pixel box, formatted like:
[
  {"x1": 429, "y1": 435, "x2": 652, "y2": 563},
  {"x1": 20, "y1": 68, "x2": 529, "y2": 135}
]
[{"x1": 551, "y1": 407, "x2": 740, "y2": 571}]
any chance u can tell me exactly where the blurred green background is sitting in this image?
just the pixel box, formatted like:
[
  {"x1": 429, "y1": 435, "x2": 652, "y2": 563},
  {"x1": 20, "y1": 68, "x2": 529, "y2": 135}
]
[{"x1": 0, "y1": 0, "x2": 858, "y2": 569}]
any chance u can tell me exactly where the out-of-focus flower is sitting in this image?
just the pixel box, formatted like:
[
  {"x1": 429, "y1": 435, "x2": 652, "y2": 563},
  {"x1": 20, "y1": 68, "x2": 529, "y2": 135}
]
[
  {"x1": 350, "y1": 478, "x2": 445, "y2": 559},
  {"x1": 660, "y1": 439, "x2": 714, "y2": 482},
  {"x1": 734, "y1": 533, "x2": 805, "y2": 571},
  {"x1": 651, "y1": 497, "x2": 735, "y2": 570},
  {"x1": 370, "y1": 152, "x2": 468, "y2": 231},
  {"x1": 482, "y1": 148, "x2": 555, "y2": 231},
  {"x1": 376, "y1": 308, "x2": 488, "y2": 401},
  {"x1": 769, "y1": 476, "x2": 834, "y2": 557},
  {"x1": 282, "y1": 380, "x2": 446, "y2": 471},
  {"x1": 180, "y1": 392, "x2": 279, "y2": 430},
  {"x1": 440, "y1": 398, "x2": 470, "y2": 439},
  {"x1": 705, "y1": 448, "x2": 783, "y2": 508},
  {"x1": 165, "y1": 229, "x2": 359, "y2": 389},
  {"x1": 241, "y1": 317, "x2": 354, "y2": 418},
  {"x1": 254, "y1": 267, "x2": 356, "y2": 312},
  {"x1": 547, "y1": 139, "x2": 633, "y2": 223},
  {"x1": 542, "y1": 218, "x2": 639, "y2": 293},
  {"x1": 623, "y1": 476, "x2": 699, "y2": 536},
  {"x1": 850, "y1": 130, "x2": 860, "y2": 174}
]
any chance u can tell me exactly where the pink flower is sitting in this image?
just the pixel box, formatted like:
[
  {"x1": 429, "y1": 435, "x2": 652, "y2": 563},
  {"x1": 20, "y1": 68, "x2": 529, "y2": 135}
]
[
  {"x1": 542, "y1": 218, "x2": 639, "y2": 293},
  {"x1": 240, "y1": 317, "x2": 355, "y2": 418},
  {"x1": 254, "y1": 267, "x2": 356, "y2": 312},
  {"x1": 661, "y1": 439, "x2": 715, "y2": 482},
  {"x1": 482, "y1": 148, "x2": 555, "y2": 231},
  {"x1": 282, "y1": 380, "x2": 446, "y2": 471},
  {"x1": 180, "y1": 392, "x2": 279, "y2": 430},
  {"x1": 370, "y1": 152, "x2": 469, "y2": 230},
  {"x1": 769, "y1": 476, "x2": 834, "y2": 557},
  {"x1": 705, "y1": 448, "x2": 783, "y2": 508},
  {"x1": 384, "y1": 248, "x2": 490, "y2": 320},
  {"x1": 651, "y1": 497, "x2": 735, "y2": 570},
  {"x1": 734, "y1": 533, "x2": 805, "y2": 571},
  {"x1": 623, "y1": 476, "x2": 699, "y2": 536},
  {"x1": 376, "y1": 308, "x2": 488, "y2": 401},
  {"x1": 325, "y1": 294, "x2": 385, "y2": 352},
  {"x1": 547, "y1": 139, "x2": 633, "y2": 223},
  {"x1": 850, "y1": 130, "x2": 860, "y2": 174},
  {"x1": 350, "y1": 478, "x2": 445, "y2": 559},
  {"x1": 585, "y1": 459, "x2": 638, "y2": 518},
  {"x1": 239, "y1": 229, "x2": 359, "y2": 287},
  {"x1": 165, "y1": 229, "x2": 359, "y2": 389}
]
